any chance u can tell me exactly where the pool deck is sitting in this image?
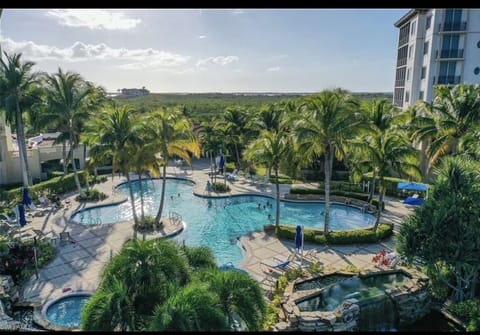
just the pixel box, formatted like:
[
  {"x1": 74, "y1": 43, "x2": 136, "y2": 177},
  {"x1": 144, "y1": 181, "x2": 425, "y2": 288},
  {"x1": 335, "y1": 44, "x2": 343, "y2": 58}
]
[{"x1": 18, "y1": 158, "x2": 415, "y2": 307}]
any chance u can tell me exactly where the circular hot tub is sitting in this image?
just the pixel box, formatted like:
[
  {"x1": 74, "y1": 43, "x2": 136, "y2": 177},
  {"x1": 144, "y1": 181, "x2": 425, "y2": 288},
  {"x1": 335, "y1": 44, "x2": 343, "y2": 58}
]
[{"x1": 41, "y1": 291, "x2": 92, "y2": 330}]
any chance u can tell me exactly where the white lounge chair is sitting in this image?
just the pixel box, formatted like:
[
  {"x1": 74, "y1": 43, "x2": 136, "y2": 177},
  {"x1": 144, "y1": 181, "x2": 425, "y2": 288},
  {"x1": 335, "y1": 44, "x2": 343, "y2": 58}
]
[{"x1": 226, "y1": 169, "x2": 239, "y2": 181}]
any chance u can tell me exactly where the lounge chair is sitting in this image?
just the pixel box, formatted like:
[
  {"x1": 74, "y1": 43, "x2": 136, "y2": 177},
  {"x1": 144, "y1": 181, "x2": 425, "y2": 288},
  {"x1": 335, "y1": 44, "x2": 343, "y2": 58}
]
[
  {"x1": 226, "y1": 170, "x2": 239, "y2": 181},
  {"x1": 404, "y1": 196, "x2": 424, "y2": 206},
  {"x1": 260, "y1": 256, "x2": 292, "y2": 274}
]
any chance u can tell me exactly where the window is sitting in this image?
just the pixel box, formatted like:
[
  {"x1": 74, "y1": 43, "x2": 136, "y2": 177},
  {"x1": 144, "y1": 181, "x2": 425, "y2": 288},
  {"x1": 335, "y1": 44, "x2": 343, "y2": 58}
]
[
  {"x1": 411, "y1": 21, "x2": 416, "y2": 36},
  {"x1": 424, "y1": 41, "x2": 429, "y2": 55},
  {"x1": 405, "y1": 91, "x2": 410, "y2": 103},
  {"x1": 419, "y1": 91, "x2": 424, "y2": 100},
  {"x1": 409, "y1": 45, "x2": 414, "y2": 59},
  {"x1": 426, "y1": 16, "x2": 432, "y2": 30},
  {"x1": 407, "y1": 68, "x2": 411, "y2": 81},
  {"x1": 421, "y1": 66, "x2": 427, "y2": 79}
]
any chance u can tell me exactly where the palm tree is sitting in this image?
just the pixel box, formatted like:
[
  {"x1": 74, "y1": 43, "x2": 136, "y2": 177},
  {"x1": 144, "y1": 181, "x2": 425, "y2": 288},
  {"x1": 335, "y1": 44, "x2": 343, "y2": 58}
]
[
  {"x1": 217, "y1": 106, "x2": 248, "y2": 169},
  {"x1": 42, "y1": 68, "x2": 102, "y2": 195},
  {"x1": 82, "y1": 103, "x2": 143, "y2": 238},
  {"x1": 355, "y1": 99, "x2": 402, "y2": 202},
  {"x1": 244, "y1": 128, "x2": 291, "y2": 227},
  {"x1": 144, "y1": 108, "x2": 200, "y2": 225},
  {"x1": 408, "y1": 84, "x2": 480, "y2": 177},
  {"x1": 149, "y1": 282, "x2": 228, "y2": 331},
  {"x1": 350, "y1": 130, "x2": 421, "y2": 230},
  {"x1": 0, "y1": 52, "x2": 40, "y2": 186},
  {"x1": 196, "y1": 269, "x2": 266, "y2": 330},
  {"x1": 293, "y1": 89, "x2": 362, "y2": 234}
]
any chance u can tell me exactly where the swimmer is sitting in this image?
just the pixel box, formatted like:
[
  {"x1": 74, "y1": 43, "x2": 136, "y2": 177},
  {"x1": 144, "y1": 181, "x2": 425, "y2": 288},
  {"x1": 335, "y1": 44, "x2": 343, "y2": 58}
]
[
  {"x1": 268, "y1": 214, "x2": 273, "y2": 221},
  {"x1": 258, "y1": 203, "x2": 261, "y2": 209}
]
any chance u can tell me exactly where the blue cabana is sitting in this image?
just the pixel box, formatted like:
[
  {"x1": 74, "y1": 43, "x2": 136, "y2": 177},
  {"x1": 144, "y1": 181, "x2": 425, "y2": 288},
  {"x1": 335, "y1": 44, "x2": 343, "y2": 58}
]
[{"x1": 397, "y1": 182, "x2": 428, "y2": 192}]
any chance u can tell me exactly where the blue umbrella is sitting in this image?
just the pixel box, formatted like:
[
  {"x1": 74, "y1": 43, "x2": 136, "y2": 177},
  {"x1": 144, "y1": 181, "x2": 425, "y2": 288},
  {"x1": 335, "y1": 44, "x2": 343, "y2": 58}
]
[
  {"x1": 18, "y1": 204, "x2": 27, "y2": 227},
  {"x1": 22, "y1": 187, "x2": 33, "y2": 207},
  {"x1": 295, "y1": 225, "x2": 303, "y2": 251}
]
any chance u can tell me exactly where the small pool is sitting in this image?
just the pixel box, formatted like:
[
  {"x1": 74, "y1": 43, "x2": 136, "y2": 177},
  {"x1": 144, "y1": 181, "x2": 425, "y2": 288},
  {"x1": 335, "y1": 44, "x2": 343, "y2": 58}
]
[
  {"x1": 71, "y1": 179, "x2": 375, "y2": 265},
  {"x1": 43, "y1": 292, "x2": 92, "y2": 329},
  {"x1": 296, "y1": 272, "x2": 410, "y2": 312}
]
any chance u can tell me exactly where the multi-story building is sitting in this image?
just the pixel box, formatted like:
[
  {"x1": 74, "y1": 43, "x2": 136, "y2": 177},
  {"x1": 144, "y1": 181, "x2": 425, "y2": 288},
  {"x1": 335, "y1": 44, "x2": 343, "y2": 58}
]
[{"x1": 393, "y1": 8, "x2": 480, "y2": 109}]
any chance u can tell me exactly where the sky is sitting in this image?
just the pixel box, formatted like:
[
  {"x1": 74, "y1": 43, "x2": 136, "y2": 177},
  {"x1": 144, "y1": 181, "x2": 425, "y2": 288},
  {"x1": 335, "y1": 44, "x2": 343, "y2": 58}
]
[{"x1": 0, "y1": 8, "x2": 409, "y2": 93}]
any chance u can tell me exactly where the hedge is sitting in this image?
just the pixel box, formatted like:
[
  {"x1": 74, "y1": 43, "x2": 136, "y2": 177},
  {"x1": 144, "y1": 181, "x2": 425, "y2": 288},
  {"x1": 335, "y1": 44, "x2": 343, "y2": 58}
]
[{"x1": 274, "y1": 223, "x2": 393, "y2": 245}]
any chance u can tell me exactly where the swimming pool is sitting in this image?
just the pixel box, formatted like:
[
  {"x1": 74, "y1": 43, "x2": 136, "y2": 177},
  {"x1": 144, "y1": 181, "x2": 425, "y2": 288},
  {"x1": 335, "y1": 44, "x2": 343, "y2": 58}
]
[
  {"x1": 71, "y1": 178, "x2": 374, "y2": 265},
  {"x1": 42, "y1": 292, "x2": 92, "y2": 329}
]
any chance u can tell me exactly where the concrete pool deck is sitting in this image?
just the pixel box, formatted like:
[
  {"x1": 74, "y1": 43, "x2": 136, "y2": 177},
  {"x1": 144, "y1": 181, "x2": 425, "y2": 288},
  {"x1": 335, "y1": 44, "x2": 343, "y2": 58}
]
[{"x1": 18, "y1": 158, "x2": 415, "y2": 308}]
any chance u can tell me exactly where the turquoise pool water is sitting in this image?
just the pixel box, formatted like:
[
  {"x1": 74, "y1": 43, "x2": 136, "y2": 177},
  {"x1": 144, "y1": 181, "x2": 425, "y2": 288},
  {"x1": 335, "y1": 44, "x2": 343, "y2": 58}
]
[
  {"x1": 71, "y1": 178, "x2": 374, "y2": 265},
  {"x1": 44, "y1": 293, "x2": 91, "y2": 329}
]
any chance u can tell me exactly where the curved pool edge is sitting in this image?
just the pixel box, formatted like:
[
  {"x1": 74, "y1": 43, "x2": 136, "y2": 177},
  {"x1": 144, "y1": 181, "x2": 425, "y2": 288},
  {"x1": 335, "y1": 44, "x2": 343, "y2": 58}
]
[{"x1": 36, "y1": 290, "x2": 93, "y2": 331}]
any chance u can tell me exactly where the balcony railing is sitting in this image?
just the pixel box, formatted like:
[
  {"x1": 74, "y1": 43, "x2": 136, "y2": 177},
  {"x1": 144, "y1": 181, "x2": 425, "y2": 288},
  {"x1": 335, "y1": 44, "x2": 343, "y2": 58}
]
[
  {"x1": 437, "y1": 75, "x2": 461, "y2": 85},
  {"x1": 396, "y1": 57, "x2": 407, "y2": 67},
  {"x1": 441, "y1": 21, "x2": 467, "y2": 32},
  {"x1": 438, "y1": 49, "x2": 464, "y2": 59}
]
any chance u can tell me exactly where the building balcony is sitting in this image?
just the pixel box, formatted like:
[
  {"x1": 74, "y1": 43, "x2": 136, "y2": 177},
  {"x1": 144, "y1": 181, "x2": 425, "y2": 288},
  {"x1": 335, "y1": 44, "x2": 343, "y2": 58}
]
[
  {"x1": 436, "y1": 75, "x2": 461, "y2": 85},
  {"x1": 437, "y1": 49, "x2": 464, "y2": 59},
  {"x1": 440, "y1": 21, "x2": 467, "y2": 32},
  {"x1": 396, "y1": 58, "x2": 407, "y2": 67}
]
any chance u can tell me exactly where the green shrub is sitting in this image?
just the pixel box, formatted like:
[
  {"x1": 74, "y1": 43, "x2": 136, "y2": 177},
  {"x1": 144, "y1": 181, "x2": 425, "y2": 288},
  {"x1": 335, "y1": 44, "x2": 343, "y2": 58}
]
[
  {"x1": 135, "y1": 215, "x2": 161, "y2": 232},
  {"x1": 449, "y1": 298, "x2": 480, "y2": 331},
  {"x1": 212, "y1": 182, "x2": 230, "y2": 193},
  {"x1": 75, "y1": 189, "x2": 107, "y2": 202},
  {"x1": 275, "y1": 223, "x2": 393, "y2": 245}
]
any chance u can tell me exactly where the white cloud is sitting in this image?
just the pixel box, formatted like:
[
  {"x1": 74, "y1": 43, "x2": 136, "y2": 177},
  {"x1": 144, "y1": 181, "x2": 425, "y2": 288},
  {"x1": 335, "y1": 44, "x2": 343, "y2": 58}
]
[
  {"x1": 46, "y1": 9, "x2": 141, "y2": 30},
  {"x1": 1, "y1": 38, "x2": 190, "y2": 69},
  {"x1": 198, "y1": 35, "x2": 207, "y2": 39},
  {"x1": 196, "y1": 56, "x2": 239, "y2": 68},
  {"x1": 266, "y1": 66, "x2": 280, "y2": 72}
]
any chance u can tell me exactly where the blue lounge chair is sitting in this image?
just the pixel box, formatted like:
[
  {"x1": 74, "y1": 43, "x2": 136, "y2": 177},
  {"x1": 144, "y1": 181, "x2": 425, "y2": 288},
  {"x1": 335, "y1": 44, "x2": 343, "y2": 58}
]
[
  {"x1": 260, "y1": 257, "x2": 291, "y2": 274},
  {"x1": 403, "y1": 197, "x2": 424, "y2": 206}
]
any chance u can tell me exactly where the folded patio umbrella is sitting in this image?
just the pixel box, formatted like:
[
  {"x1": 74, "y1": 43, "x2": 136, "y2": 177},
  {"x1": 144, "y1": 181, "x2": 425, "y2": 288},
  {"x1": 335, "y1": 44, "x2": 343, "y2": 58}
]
[{"x1": 18, "y1": 204, "x2": 27, "y2": 227}]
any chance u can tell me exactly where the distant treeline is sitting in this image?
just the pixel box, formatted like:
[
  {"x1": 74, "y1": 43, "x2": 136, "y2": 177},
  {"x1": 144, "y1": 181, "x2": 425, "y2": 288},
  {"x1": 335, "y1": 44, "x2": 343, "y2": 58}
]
[{"x1": 114, "y1": 92, "x2": 393, "y2": 123}]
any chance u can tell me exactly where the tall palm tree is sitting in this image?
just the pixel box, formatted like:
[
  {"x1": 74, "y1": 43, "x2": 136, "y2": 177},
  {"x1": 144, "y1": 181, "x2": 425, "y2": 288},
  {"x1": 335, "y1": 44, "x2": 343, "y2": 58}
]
[
  {"x1": 350, "y1": 130, "x2": 421, "y2": 230},
  {"x1": 217, "y1": 106, "x2": 248, "y2": 169},
  {"x1": 408, "y1": 84, "x2": 480, "y2": 176},
  {"x1": 0, "y1": 52, "x2": 40, "y2": 186},
  {"x1": 82, "y1": 104, "x2": 143, "y2": 238},
  {"x1": 144, "y1": 108, "x2": 200, "y2": 225},
  {"x1": 42, "y1": 68, "x2": 101, "y2": 195},
  {"x1": 244, "y1": 127, "x2": 291, "y2": 227},
  {"x1": 293, "y1": 89, "x2": 362, "y2": 234},
  {"x1": 355, "y1": 99, "x2": 402, "y2": 202}
]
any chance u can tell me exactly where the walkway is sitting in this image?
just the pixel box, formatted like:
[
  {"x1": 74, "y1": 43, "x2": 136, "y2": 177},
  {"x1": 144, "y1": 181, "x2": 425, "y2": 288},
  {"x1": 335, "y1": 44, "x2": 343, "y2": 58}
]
[{"x1": 18, "y1": 158, "x2": 414, "y2": 308}]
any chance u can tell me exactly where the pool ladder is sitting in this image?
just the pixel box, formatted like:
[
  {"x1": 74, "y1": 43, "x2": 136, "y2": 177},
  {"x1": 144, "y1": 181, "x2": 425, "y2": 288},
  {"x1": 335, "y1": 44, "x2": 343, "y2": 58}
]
[{"x1": 169, "y1": 211, "x2": 182, "y2": 225}]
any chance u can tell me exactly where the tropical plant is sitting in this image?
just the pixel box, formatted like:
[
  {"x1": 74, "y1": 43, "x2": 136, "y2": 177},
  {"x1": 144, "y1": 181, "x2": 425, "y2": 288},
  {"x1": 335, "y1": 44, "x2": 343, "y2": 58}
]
[
  {"x1": 396, "y1": 156, "x2": 480, "y2": 302},
  {"x1": 407, "y1": 84, "x2": 480, "y2": 176},
  {"x1": 144, "y1": 107, "x2": 200, "y2": 225},
  {"x1": 217, "y1": 106, "x2": 249, "y2": 169},
  {"x1": 42, "y1": 69, "x2": 104, "y2": 195},
  {"x1": 82, "y1": 103, "x2": 143, "y2": 237},
  {"x1": 0, "y1": 52, "x2": 41, "y2": 186},
  {"x1": 293, "y1": 89, "x2": 362, "y2": 234},
  {"x1": 244, "y1": 127, "x2": 292, "y2": 227}
]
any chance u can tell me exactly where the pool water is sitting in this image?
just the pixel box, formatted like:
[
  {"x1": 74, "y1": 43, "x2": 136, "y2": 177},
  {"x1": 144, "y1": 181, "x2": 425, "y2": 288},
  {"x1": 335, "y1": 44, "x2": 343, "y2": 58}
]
[
  {"x1": 71, "y1": 178, "x2": 374, "y2": 266},
  {"x1": 45, "y1": 294, "x2": 91, "y2": 329}
]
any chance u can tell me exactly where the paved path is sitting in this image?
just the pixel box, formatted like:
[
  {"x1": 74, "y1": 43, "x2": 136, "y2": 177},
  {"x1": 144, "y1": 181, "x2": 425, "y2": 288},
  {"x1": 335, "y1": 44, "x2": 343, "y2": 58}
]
[{"x1": 18, "y1": 158, "x2": 414, "y2": 309}]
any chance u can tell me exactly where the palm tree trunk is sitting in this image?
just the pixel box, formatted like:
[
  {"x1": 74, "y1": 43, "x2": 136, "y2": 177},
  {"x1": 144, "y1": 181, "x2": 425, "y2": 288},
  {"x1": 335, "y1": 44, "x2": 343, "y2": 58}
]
[
  {"x1": 368, "y1": 174, "x2": 376, "y2": 203},
  {"x1": 16, "y1": 100, "x2": 32, "y2": 186},
  {"x1": 62, "y1": 141, "x2": 68, "y2": 174},
  {"x1": 69, "y1": 131, "x2": 84, "y2": 196},
  {"x1": 323, "y1": 146, "x2": 333, "y2": 235},
  {"x1": 155, "y1": 165, "x2": 167, "y2": 224},
  {"x1": 138, "y1": 173, "x2": 146, "y2": 241},
  {"x1": 275, "y1": 166, "x2": 280, "y2": 227},
  {"x1": 234, "y1": 142, "x2": 241, "y2": 170},
  {"x1": 125, "y1": 170, "x2": 139, "y2": 240}
]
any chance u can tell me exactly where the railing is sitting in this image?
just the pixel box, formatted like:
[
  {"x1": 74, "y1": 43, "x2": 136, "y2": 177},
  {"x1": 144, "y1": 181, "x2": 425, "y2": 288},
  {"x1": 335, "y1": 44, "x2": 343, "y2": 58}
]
[
  {"x1": 437, "y1": 75, "x2": 461, "y2": 85},
  {"x1": 169, "y1": 211, "x2": 182, "y2": 225},
  {"x1": 438, "y1": 49, "x2": 464, "y2": 59},
  {"x1": 441, "y1": 21, "x2": 467, "y2": 32}
]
